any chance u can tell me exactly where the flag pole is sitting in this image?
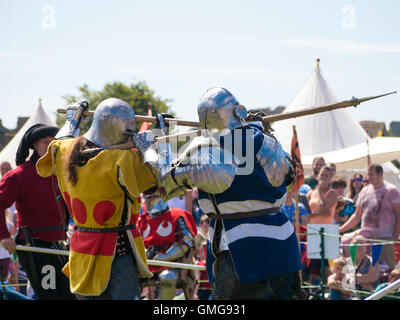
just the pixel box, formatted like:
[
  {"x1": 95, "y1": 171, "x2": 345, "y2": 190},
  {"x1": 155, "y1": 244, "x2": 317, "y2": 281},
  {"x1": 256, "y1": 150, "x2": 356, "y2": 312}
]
[
  {"x1": 294, "y1": 176, "x2": 301, "y2": 251},
  {"x1": 292, "y1": 125, "x2": 303, "y2": 286},
  {"x1": 366, "y1": 138, "x2": 371, "y2": 167},
  {"x1": 293, "y1": 125, "x2": 301, "y2": 252}
]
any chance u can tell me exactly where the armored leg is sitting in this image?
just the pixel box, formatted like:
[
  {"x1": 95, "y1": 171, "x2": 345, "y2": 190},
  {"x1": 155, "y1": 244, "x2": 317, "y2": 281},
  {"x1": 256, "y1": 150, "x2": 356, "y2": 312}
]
[{"x1": 158, "y1": 269, "x2": 178, "y2": 300}]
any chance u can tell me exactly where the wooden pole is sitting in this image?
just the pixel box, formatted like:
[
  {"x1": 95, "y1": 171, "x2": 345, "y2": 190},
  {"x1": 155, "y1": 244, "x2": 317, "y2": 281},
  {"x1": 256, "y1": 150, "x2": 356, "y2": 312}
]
[
  {"x1": 56, "y1": 108, "x2": 200, "y2": 127},
  {"x1": 366, "y1": 138, "x2": 371, "y2": 167},
  {"x1": 57, "y1": 91, "x2": 396, "y2": 152},
  {"x1": 2, "y1": 245, "x2": 206, "y2": 271},
  {"x1": 294, "y1": 178, "x2": 301, "y2": 252},
  {"x1": 56, "y1": 91, "x2": 396, "y2": 128}
]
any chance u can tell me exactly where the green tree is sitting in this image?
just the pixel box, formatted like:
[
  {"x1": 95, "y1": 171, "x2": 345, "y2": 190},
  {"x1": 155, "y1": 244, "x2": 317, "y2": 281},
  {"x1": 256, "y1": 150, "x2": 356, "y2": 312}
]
[{"x1": 57, "y1": 81, "x2": 173, "y2": 133}]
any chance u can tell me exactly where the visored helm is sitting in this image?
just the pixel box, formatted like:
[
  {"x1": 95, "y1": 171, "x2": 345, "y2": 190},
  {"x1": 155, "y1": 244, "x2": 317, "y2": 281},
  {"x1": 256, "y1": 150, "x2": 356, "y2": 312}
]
[
  {"x1": 197, "y1": 87, "x2": 247, "y2": 131},
  {"x1": 83, "y1": 98, "x2": 136, "y2": 147},
  {"x1": 143, "y1": 193, "x2": 168, "y2": 215}
]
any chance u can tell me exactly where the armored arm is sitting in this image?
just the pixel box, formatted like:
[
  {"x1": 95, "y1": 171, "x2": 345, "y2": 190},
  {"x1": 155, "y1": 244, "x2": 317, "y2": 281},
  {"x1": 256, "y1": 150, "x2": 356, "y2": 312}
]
[
  {"x1": 55, "y1": 101, "x2": 89, "y2": 139},
  {"x1": 153, "y1": 216, "x2": 196, "y2": 262},
  {"x1": 134, "y1": 132, "x2": 239, "y2": 201}
]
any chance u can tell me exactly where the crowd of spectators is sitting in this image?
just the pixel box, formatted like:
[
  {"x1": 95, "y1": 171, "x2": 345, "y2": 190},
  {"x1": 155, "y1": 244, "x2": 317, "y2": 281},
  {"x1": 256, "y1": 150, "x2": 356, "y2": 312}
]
[{"x1": 287, "y1": 156, "x2": 400, "y2": 300}]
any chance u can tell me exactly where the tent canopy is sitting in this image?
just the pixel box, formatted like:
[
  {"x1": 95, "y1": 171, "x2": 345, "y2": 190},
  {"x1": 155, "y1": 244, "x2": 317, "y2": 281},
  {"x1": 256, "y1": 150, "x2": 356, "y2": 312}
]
[
  {"x1": 271, "y1": 60, "x2": 400, "y2": 186},
  {"x1": 301, "y1": 136, "x2": 400, "y2": 171},
  {"x1": 272, "y1": 63, "x2": 370, "y2": 156},
  {"x1": 0, "y1": 99, "x2": 57, "y2": 169}
]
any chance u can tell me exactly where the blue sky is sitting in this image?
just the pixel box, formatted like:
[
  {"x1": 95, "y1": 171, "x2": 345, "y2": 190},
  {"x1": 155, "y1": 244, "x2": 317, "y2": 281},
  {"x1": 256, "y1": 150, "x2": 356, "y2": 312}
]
[{"x1": 1, "y1": 0, "x2": 399, "y2": 129}]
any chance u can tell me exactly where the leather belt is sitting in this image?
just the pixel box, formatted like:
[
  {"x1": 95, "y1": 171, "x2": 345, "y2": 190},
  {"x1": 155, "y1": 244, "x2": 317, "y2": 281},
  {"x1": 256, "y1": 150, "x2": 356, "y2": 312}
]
[
  {"x1": 207, "y1": 207, "x2": 280, "y2": 220},
  {"x1": 75, "y1": 224, "x2": 136, "y2": 233},
  {"x1": 27, "y1": 225, "x2": 66, "y2": 233}
]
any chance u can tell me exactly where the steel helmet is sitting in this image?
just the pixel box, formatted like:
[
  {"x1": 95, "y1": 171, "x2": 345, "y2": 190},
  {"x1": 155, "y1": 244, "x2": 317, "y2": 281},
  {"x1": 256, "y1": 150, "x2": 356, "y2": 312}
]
[
  {"x1": 83, "y1": 98, "x2": 136, "y2": 147},
  {"x1": 197, "y1": 87, "x2": 247, "y2": 131}
]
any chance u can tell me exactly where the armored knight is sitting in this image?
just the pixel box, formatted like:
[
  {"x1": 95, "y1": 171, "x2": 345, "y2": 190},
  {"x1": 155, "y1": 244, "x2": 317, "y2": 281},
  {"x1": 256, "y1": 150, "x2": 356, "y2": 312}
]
[
  {"x1": 138, "y1": 193, "x2": 197, "y2": 299},
  {"x1": 37, "y1": 98, "x2": 156, "y2": 299},
  {"x1": 134, "y1": 87, "x2": 303, "y2": 299}
]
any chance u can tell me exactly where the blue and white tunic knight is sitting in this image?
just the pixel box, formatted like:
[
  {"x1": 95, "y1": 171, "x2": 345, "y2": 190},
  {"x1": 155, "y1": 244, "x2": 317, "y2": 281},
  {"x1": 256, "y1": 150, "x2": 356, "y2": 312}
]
[{"x1": 134, "y1": 87, "x2": 302, "y2": 286}]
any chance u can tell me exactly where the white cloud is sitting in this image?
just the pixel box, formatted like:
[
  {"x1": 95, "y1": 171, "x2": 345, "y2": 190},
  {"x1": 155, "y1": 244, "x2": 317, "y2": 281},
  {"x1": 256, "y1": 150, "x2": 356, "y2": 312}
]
[{"x1": 282, "y1": 38, "x2": 400, "y2": 53}]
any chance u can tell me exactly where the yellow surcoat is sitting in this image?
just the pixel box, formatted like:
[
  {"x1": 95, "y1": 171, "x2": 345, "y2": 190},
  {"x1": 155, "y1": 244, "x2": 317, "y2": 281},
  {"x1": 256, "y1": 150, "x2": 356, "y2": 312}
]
[{"x1": 37, "y1": 138, "x2": 155, "y2": 296}]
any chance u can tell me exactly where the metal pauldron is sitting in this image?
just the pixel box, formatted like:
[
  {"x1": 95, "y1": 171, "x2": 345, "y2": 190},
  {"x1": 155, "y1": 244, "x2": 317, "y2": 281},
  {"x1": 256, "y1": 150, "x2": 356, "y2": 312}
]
[{"x1": 256, "y1": 132, "x2": 291, "y2": 187}]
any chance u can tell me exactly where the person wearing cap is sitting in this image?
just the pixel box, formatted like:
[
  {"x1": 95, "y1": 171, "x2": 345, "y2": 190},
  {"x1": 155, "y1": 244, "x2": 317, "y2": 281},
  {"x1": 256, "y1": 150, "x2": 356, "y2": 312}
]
[
  {"x1": 36, "y1": 98, "x2": 157, "y2": 299},
  {"x1": 0, "y1": 123, "x2": 74, "y2": 299}
]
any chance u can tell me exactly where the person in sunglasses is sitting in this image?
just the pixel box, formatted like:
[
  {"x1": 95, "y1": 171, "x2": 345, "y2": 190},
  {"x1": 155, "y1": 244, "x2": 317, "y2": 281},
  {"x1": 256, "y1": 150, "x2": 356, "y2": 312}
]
[{"x1": 348, "y1": 173, "x2": 364, "y2": 203}]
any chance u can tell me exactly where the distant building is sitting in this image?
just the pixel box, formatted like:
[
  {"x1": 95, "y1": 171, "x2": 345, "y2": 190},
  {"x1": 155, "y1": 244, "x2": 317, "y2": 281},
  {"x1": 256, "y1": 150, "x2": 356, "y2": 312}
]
[
  {"x1": 390, "y1": 121, "x2": 400, "y2": 137},
  {"x1": 359, "y1": 121, "x2": 388, "y2": 138}
]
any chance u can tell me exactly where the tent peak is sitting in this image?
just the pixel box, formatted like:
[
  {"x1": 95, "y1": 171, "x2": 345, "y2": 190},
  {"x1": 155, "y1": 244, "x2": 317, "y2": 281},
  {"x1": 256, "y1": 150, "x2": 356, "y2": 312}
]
[{"x1": 316, "y1": 58, "x2": 320, "y2": 70}]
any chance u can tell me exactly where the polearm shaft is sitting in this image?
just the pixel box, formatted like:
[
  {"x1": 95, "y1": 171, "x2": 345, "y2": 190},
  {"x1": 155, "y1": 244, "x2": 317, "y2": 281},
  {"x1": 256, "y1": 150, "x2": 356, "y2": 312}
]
[
  {"x1": 57, "y1": 91, "x2": 396, "y2": 128},
  {"x1": 5, "y1": 245, "x2": 206, "y2": 271},
  {"x1": 58, "y1": 91, "x2": 396, "y2": 149},
  {"x1": 56, "y1": 109, "x2": 200, "y2": 127}
]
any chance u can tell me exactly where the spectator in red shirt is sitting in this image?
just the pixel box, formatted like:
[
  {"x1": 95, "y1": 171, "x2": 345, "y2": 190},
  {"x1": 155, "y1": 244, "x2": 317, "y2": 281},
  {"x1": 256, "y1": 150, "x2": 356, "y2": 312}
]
[{"x1": 0, "y1": 124, "x2": 74, "y2": 300}]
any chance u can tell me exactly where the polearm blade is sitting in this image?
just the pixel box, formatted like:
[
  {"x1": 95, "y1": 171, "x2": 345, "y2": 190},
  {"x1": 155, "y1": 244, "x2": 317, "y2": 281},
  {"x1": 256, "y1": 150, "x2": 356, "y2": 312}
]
[{"x1": 263, "y1": 91, "x2": 397, "y2": 123}]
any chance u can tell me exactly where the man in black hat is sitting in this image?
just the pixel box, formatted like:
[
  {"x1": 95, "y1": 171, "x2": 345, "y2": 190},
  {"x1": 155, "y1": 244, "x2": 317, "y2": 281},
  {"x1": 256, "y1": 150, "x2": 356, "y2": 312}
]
[{"x1": 0, "y1": 123, "x2": 74, "y2": 299}]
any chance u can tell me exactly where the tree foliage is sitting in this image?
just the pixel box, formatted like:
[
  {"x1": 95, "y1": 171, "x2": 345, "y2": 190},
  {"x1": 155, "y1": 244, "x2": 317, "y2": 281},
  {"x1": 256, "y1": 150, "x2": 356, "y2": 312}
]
[{"x1": 57, "y1": 81, "x2": 173, "y2": 133}]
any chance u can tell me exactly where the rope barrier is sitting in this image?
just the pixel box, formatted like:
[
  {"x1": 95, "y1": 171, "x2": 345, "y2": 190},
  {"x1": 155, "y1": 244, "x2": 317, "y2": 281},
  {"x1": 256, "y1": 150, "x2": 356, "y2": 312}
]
[
  {"x1": 306, "y1": 227, "x2": 400, "y2": 245},
  {"x1": 0, "y1": 283, "x2": 29, "y2": 288}
]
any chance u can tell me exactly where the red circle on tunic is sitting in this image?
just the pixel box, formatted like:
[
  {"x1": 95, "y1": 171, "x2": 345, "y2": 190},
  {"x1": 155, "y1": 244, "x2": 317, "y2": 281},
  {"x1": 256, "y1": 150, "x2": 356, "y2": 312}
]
[
  {"x1": 63, "y1": 192, "x2": 73, "y2": 219},
  {"x1": 72, "y1": 197, "x2": 87, "y2": 224},
  {"x1": 93, "y1": 201, "x2": 116, "y2": 226}
]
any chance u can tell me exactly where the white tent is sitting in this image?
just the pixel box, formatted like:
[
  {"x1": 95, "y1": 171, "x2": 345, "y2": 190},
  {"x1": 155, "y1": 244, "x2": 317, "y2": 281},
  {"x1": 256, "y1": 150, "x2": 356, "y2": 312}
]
[
  {"x1": 301, "y1": 136, "x2": 400, "y2": 171},
  {"x1": 272, "y1": 60, "x2": 400, "y2": 187},
  {"x1": 0, "y1": 99, "x2": 57, "y2": 169}
]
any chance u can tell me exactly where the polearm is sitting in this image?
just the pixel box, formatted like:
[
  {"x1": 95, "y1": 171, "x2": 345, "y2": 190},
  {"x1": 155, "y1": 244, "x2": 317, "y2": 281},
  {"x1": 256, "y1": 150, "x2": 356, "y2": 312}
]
[
  {"x1": 3, "y1": 245, "x2": 206, "y2": 271},
  {"x1": 262, "y1": 91, "x2": 396, "y2": 123},
  {"x1": 57, "y1": 91, "x2": 396, "y2": 146},
  {"x1": 56, "y1": 108, "x2": 200, "y2": 127}
]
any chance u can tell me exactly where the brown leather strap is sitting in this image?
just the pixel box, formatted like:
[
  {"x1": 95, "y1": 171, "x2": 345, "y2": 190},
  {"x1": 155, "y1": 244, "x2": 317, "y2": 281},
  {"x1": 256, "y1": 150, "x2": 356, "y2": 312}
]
[
  {"x1": 75, "y1": 224, "x2": 136, "y2": 233},
  {"x1": 28, "y1": 225, "x2": 66, "y2": 233},
  {"x1": 207, "y1": 207, "x2": 280, "y2": 220}
]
